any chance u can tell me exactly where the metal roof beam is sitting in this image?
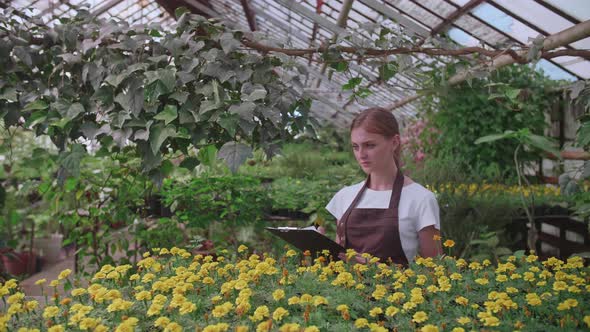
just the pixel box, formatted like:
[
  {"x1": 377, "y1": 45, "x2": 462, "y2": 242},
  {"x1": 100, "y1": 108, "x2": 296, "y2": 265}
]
[
  {"x1": 358, "y1": 0, "x2": 429, "y2": 37},
  {"x1": 91, "y1": 0, "x2": 123, "y2": 17},
  {"x1": 273, "y1": 0, "x2": 347, "y2": 35},
  {"x1": 430, "y1": 0, "x2": 485, "y2": 36}
]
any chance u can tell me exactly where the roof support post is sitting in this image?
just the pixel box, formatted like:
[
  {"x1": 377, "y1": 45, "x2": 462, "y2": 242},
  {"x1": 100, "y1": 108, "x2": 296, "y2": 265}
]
[{"x1": 240, "y1": 0, "x2": 257, "y2": 31}]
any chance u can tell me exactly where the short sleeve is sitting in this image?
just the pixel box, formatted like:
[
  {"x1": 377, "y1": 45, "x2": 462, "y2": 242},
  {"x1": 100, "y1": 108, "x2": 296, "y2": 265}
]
[
  {"x1": 326, "y1": 188, "x2": 346, "y2": 220},
  {"x1": 415, "y1": 192, "x2": 440, "y2": 232}
]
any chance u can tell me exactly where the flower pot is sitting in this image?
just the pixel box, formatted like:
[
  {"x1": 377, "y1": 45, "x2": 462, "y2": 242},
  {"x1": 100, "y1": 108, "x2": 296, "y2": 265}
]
[
  {"x1": 34, "y1": 233, "x2": 63, "y2": 264},
  {"x1": 1, "y1": 251, "x2": 37, "y2": 276}
]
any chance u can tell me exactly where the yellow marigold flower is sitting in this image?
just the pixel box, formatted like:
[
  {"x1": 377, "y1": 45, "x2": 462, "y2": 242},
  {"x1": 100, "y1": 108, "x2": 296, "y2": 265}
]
[
  {"x1": 369, "y1": 307, "x2": 383, "y2": 317},
  {"x1": 71, "y1": 288, "x2": 87, "y2": 297},
  {"x1": 313, "y1": 296, "x2": 328, "y2": 306},
  {"x1": 107, "y1": 299, "x2": 133, "y2": 312},
  {"x1": 336, "y1": 304, "x2": 349, "y2": 312},
  {"x1": 385, "y1": 306, "x2": 399, "y2": 316},
  {"x1": 412, "y1": 311, "x2": 428, "y2": 323},
  {"x1": 372, "y1": 284, "x2": 387, "y2": 299},
  {"x1": 474, "y1": 278, "x2": 488, "y2": 285},
  {"x1": 355, "y1": 284, "x2": 365, "y2": 290},
  {"x1": 557, "y1": 299, "x2": 578, "y2": 311},
  {"x1": 443, "y1": 240, "x2": 455, "y2": 247},
  {"x1": 421, "y1": 325, "x2": 439, "y2": 332},
  {"x1": 238, "y1": 245, "x2": 248, "y2": 253},
  {"x1": 526, "y1": 254, "x2": 538, "y2": 262},
  {"x1": 285, "y1": 250, "x2": 297, "y2": 257},
  {"x1": 354, "y1": 318, "x2": 369, "y2": 328},
  {"x1": 234, "y1": 326, "x2": 248, "y2": 332},
  {"x1": 58, "y1": 269, "x2": 72, "y2": 280},
  {"x1": 433, "y1": 234, "x2": 441, "y2": 241},
  {"x1": 34, "y1": 278, "x2": 46, "y2": 285},
  {"x1": 456, "y1": 316, "x2": 471, "y2": 325},
  {"x1": 568, "y1": 285, "x2": 581, "y2": 293},
  {"x1": 24, "y1": 300, "x2": 39, "y2": 311},
  {"x1": 506, "y1": 287, "x2": 518, "y2": 294},
  {"x1": 523, "y1": 272, "x2": 535, "y2": 282},
  {"x1": 234, "y1": 280, "x2": 248, "y2": 290},
  {"x1": 8, "y1": 303, "x2": 23, "y2": 315},
  {"x1": 455, "y1": 296, "x2": 469, "y2": 306},
  {"x1": 164, "y1": 322, "x2": 182, "y2": 332},
  {"x1": 47, "y1": 325, "x2": 65, "y2": 332},
  {"x1": 135, "y1": 290, "x2": 151, "y2": 301},
  {"x1": 49, "y1": 280, "x2": 59, "y2": 287},
  {"x1": 304, "y1": 326, "x2": 320, "y2": 332},
  {"x1": 525, "y1": 293, "x2": 542, "y2": 306},
  {"x1": 452, "y1": 328, "x2": 465, "y2": 332},
  {"x1": 300, "y1": 293, "x2": 313, "y2": 303},
  {"x1": 482, "y1": 316, "x2": 500, "y2": 327},
  {"x1": 79, "y1": 317, "x2": 99, "y2": 330},
  {"x1": 510, "y1": 273, "x2": 522, "y2": 280},
  {"x1": 43, "y1": 306, "x2": 60, "y2": 319},
  {"x1": 179, "y1": 301, "x2": 197, "y2": 315},
  {"x1": 250, "y1": 305, "x2": 270, "y2": 322},
  {"x1": 496, "y1": 274, "x2": 508, "y2": 282},
  {"x1": 278, "y1": 323, "x2": 300, "y2": 332},
  {"x1": 272, "y1": 307, "x2": 289, "y2": 321},
  {"x1": 553, "y1": 281, "x2": 567, "y2": 291},
  {"x1": 482, "y1": 259, "x2": 491, "y2": 266},
  {"x1": 203, "y1": 277, "x2": 215, "y2": 285},
  {"x1": 154, "y1": 317, "x2": 171, "y2": 328},
  {"x1": 272, "y1": 289, "x2": 285, "y2": 301},
  {"x1": 584, "y1": 316, "x2": 590, "y2": 328},
  {"x1": 129, "y1": 274, "x2": 140, "y2": 281},
  {"x1": 7, "y1": 292, "x2": 24, "y2": 304}
]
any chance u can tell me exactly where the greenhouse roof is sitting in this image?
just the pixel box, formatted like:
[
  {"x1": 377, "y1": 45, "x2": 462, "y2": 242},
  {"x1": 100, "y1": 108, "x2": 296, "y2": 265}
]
[{"x1": 5, "y1": 0, "x2": 590, "y2": 127}]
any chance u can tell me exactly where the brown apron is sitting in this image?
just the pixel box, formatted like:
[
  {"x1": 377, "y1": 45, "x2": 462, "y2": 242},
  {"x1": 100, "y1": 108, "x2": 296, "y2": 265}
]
[{"x1": 336, "y1": 169, "x2": 409, "y2": 266}]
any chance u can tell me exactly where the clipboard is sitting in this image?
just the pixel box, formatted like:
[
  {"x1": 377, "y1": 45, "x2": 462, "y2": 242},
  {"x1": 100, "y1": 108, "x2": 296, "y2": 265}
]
[{"x1": 266, "y1": 226, "x2": 345, "y2": 258}]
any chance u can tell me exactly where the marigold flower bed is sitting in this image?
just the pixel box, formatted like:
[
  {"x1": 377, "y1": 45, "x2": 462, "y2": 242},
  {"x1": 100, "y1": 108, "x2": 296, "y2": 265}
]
[{"x1": 2, "y1": 246, "x2": 589, "y2": 332}]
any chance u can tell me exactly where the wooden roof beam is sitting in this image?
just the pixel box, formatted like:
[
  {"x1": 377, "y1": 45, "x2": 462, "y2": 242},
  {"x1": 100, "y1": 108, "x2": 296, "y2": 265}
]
[{"x1": 240, "y1": 0, "x2": 257, "y2": 31}]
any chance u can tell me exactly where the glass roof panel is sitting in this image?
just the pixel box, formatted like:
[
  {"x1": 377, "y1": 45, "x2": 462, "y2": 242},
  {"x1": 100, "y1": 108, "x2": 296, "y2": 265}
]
[
  {"x1": 536, "y1": 60, "x2": 577, "y2": 81},
  {"x1": 491, "y1": 0, "x2": 575, "y2": 34},
  {"x1": 542, "y1": 0, "x2": 590, "y2": 22}
]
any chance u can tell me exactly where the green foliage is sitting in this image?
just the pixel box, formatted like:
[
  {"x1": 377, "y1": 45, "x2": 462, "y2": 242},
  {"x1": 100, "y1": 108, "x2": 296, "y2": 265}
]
[
  {"x1": 161, "y1": 176, "x2": 269, "y2": 248},
  {"x1": 135, "y1": 217, "x2": 186, "y2": 249},
  {"x1": 421, "y1": 64, "x2": 557, "y2": 180},
  {"x1": 0, "y1": 7, "x2": 313, "y2": 182}
]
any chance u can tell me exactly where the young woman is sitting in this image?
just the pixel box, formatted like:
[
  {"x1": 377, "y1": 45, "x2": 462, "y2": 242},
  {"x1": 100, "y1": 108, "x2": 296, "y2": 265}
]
[{"x1": 325, "y1": 107, "x2": 441, "y2": 265}]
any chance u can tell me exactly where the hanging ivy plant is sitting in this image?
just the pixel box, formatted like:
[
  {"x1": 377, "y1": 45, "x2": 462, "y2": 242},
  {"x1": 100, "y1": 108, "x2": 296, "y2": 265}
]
[{"x1": 0, "y1": 7, "x2": 315, "y2": 182}]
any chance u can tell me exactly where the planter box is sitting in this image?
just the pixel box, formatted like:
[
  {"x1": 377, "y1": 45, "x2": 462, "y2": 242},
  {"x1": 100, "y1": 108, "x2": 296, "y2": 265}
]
[{"x1": 1, "y1": 251, "x2": 37, "y2": 276}]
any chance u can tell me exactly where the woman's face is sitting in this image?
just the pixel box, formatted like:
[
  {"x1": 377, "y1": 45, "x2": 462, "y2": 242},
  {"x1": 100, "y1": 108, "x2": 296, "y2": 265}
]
[{"x1": 351, "y1": 126, "x2": 398, "y2": 174}]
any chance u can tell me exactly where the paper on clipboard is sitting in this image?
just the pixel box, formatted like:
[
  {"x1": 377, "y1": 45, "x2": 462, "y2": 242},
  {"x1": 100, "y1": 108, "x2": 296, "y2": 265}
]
[{"x1": 265, "y1": 226, "x2": 345, "y2": 258}]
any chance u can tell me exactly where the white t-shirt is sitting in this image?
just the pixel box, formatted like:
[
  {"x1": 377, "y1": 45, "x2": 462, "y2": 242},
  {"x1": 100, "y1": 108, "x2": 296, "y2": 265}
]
[{"x1": 325, "y1": 181, "x2": 440, "y2": 262}]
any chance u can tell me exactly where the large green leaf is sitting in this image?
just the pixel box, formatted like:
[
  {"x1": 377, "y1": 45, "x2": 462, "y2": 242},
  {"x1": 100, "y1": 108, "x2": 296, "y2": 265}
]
[
  {"x1": 525, "y1": 134, "x2": 562, "y2": 159},
  {"x1": 23, "y1": 100, "x2": 48, "y2": 112},
  {"x1": 57, "y1": 144, "x2": 87, "y2": 180},
  {"x1": 474, "y1": 131, "x2": 515, "y2": 144},
  {"x1": 149, "y1": 123, "x2": 177, "y2": 155},
  {"x1": 217, "y1": 141, "x2": 252, "y2": 173},
  {"x1": 154, "y1": 104, "x2": 178, "y2": 125}
]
